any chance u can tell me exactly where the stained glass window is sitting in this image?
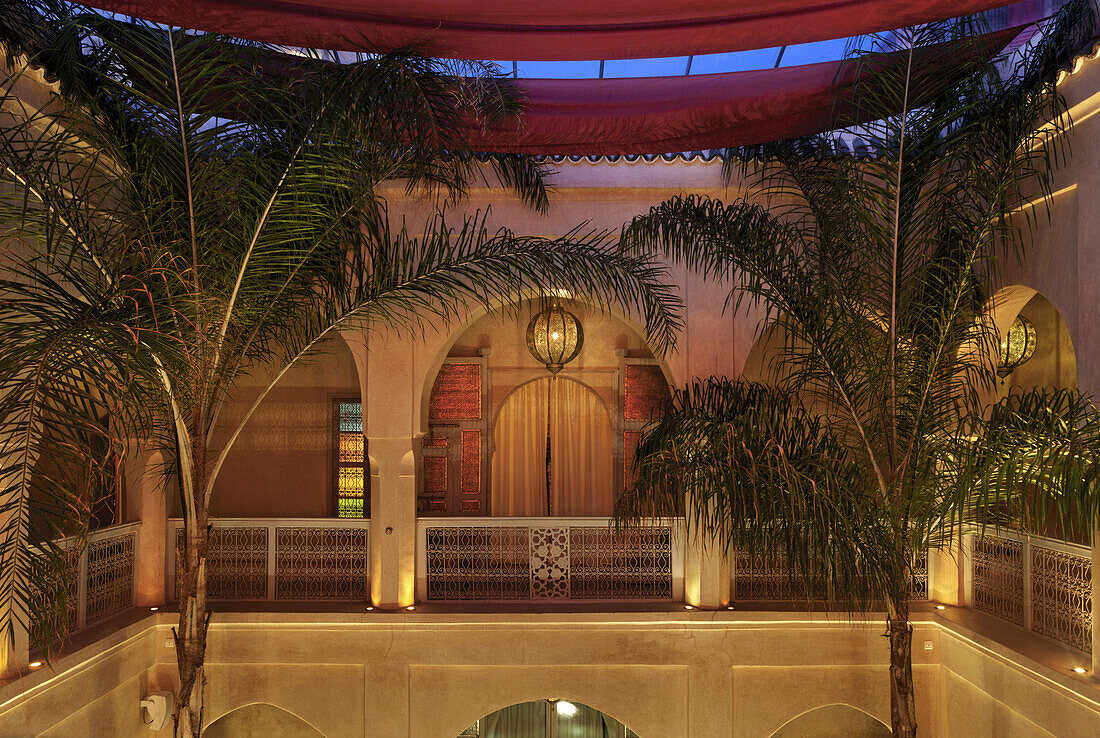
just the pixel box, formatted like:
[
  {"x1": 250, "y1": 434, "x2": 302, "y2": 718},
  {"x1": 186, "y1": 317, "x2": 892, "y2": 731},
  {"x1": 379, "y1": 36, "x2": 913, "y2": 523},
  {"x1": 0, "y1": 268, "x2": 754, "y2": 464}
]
[{"x1": 333, "y1": 399, "x2": 367, "y2": 518}]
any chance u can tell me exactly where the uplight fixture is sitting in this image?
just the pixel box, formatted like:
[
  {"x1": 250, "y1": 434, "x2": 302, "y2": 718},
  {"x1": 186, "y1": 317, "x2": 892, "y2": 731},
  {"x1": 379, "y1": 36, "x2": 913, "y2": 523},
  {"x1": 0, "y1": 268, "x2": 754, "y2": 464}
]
[
  {"x1": 406, "y1": 605, "x2": 416, "y2": 611},
  {"x1": 28, "y1": 661, "x2": 42, "y2": 669},
  {"x1": 683, "y1": 604, "x2": 694, "y2": 610},
  {"x1": 935, "y1": 605, "x2": 946, "y2": 610},
  {"x1": 149, "y1": 606, "x2": 159, "y2": 612},
  {"x1": 1073, "y1": 666, "x2": 1088, "y2": 674},
  {"x1": 365, "y1": 606, "x2": 375, "y2": 611}
]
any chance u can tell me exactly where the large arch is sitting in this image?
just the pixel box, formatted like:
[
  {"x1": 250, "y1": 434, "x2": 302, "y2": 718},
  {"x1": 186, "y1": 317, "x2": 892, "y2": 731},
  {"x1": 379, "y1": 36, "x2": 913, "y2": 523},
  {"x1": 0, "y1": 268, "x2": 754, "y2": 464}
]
[
  {"x1": 767, "y1": 704, "x2": 891, "y2": 737},
  {"x1": 205, "y1": 331, "x2": 362, "y2": 518},
  {"x1": 204, "y1": 702, "x2": 326, "y2": 737},
  {"x1": 418, "y1": 295, "x2": 677, "y2": 437}
]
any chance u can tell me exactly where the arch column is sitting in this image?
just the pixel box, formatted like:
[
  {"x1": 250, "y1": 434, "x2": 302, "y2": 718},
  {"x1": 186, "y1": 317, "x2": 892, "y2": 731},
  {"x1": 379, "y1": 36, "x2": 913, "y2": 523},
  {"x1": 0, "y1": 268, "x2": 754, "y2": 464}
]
[
  {"x1": 683, "y1": 506, "x2": 730, "y2": 609},
  {"x1": 345, "y1": 330, "x2": 418, "y2": 609},
  {"x1": 126, "y1": 446, "x2": 168, "y2": 606}
]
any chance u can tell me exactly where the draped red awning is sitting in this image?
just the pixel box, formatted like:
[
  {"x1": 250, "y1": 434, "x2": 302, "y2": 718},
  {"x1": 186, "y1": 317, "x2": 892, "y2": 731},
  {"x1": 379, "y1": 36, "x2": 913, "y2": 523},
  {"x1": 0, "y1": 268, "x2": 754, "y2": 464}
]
[
  {"x1": 469, "y1": 27, "x2": 1022, "y2": 154},
  {"x1": 88, "y1": 0, "x2": 1025, "y2": 60}
]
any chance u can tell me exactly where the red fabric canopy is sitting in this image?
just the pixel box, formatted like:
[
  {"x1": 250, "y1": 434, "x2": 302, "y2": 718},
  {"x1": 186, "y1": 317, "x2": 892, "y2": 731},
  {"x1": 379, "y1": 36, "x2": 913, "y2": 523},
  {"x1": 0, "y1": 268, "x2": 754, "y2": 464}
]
[
  {"x1": 88, "y1": 0, "x2": 1023, "y2": 60},
  {"x1": 469, "y1": 28, "x2": 1021, "y2": 154}
]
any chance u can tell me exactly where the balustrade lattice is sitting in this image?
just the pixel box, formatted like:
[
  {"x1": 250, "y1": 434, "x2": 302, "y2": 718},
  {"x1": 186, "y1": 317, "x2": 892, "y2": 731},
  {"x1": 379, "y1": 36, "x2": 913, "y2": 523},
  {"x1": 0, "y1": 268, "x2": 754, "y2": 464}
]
[
  {"x1": 1030, "y1": 544, "x2": 1092, "y2": 653},
  {"x1": 426, "y1": 527, "x2": 530, "y2": 600},
  {"x1": 569, "y1": 527, "x2": 673, "y2": 599},
  {"x1": 911, "y1": 549, "x2": 929, "y2": 601},
  {"x1": 972, "y1": 535, "x2": 1025, "y2": 626},
  {"x1": 424, "y1": 523, "x2": 674, "y2": 601},
  {"x1": 171, "y1": 520, "x2": 370, "y2": 601},
  {"x1": 275, "y1": 527, "x2": 369, "y2": 599},
  {"x1": 85, "y1": 530, "x2": 136, "y2": 624},
  {"x1": 28, "y1": 524, "x2": 140, "y2": 647}
]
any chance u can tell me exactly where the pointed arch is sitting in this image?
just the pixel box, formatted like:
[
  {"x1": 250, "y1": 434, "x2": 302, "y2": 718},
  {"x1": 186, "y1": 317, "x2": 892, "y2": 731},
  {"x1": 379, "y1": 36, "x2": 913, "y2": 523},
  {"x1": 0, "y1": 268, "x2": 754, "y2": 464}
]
[
  {"x1": 204, "y1": 703, "x2": 326, "y2": 738},
  {"x1": 768, "y1": 704, "x2": 890, "y2": 737}
]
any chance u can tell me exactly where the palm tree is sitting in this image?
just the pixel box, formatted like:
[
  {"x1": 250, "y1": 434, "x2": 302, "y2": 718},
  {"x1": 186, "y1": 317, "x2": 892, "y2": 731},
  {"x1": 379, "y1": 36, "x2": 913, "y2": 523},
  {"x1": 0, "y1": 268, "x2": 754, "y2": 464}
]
[
  {"x1": 616, "y1": 4, "x2": 1098, "y2": 736},
  {"x1": 0, "y1": 9, "x2": 682, "y2": 736}
]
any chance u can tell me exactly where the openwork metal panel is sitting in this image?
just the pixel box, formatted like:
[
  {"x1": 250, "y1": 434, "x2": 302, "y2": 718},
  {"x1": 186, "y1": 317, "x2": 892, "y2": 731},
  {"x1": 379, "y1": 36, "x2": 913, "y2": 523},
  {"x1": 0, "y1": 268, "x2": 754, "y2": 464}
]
[
  {"x1": 425, "y1": 527, "x2": 529, "y2": 600},
  {"x1": 1031, "y1": 544, "x2": 1092, "y2": 653},
  {"x1": 426, "y1": 524, "x2": 673, "y2": 601},
  {"x1": 911, "y1": 549, "x2": 928, "y2": 601},
  {"x1": 275, "y1": 527, "x2": 368, "y2": 600},
  {"x1": 568, "y1": 527, "x2": 672, "y2": 599},
  {"x1": 429, "y1": 362, "x2": 482, "y2": 421},
  {"x1": 86, "y1": 530, "x2": 135, "y2": 624},
  {"x1": 734, "y1": 550, "x2": 801, "y2": 600},
  {"x1": 177, "y1": 527, "x2": 268, "y2": 600},
  {"x1": 531, "y1": 527, "x2": 570, "y2": 598},
  {"x1": 972, "y1": 535, "x2": 1024, "y2": 626}
]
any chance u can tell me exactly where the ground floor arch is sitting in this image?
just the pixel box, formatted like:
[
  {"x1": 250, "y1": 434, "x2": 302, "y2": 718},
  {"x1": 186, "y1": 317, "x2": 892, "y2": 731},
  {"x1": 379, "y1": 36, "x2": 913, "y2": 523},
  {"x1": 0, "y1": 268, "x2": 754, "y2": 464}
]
[
  {"x1": 204, "y1": 703, "x2": 325, "y2": 737},
  {"x1": 459, "y1": 699, "x2": 639, "y2": 738}
]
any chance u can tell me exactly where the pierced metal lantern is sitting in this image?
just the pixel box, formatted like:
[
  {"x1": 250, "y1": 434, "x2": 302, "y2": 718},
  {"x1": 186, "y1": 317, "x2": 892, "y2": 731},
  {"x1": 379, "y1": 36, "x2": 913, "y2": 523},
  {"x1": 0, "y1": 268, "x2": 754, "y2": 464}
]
[
  {"x1": 998, "y1": 315, "x2": 1038, "y2": 379},
  {"x1": 525, "y1": 299, "x2": 584, "y2": 375}
]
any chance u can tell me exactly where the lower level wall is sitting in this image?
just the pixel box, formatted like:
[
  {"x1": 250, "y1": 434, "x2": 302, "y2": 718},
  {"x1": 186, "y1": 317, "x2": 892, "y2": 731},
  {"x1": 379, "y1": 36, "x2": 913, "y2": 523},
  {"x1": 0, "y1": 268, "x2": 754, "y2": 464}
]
[{"x1": 1, "y1": 612, "x2": 1097, "y2": 737}]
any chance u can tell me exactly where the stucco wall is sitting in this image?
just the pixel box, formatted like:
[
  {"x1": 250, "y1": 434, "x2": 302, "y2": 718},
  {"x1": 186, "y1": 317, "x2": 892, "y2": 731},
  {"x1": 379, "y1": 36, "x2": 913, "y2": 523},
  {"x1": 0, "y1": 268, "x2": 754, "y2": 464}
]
[{"x1": 2, "y1": 612, "x2": 1097, "y2": 738}]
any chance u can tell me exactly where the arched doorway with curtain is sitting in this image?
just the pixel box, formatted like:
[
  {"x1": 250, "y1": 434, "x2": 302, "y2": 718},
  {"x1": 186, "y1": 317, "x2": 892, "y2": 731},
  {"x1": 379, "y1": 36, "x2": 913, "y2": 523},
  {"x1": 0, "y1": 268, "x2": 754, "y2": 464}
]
[{"x1": 491, "y1": 377, "x2": 615, "y2": 517}]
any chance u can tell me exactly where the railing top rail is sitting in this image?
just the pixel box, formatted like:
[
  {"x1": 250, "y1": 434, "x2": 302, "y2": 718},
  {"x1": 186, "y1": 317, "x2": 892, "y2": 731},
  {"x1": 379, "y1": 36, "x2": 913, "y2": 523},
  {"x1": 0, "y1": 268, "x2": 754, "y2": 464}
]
[
  {"x1": 167, "y1": 517, "x2": 372, "y2": 528},
  {"x1": 88, "y1": 520, "x2": 142, "y2": 542},
  {"x1": 417, "y1": 516, "x2": 681, "y2": 527},
  {"x1": 968, "y1": 526, "x2": 1089, "y2": 558}
]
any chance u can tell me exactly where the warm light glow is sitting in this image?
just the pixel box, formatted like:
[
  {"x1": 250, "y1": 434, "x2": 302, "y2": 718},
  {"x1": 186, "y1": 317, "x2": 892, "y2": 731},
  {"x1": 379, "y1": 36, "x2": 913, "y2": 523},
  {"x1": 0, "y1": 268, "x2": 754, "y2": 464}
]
[
  {"x1": 551, "y1": 332, "x2": 560, "y2": 340},
  {"x1": 1073, "y1": 666, "x2": 1088, "y2": 674},
  {"x1": 556, "y1": 701, "x2": 578, "y2": 717},
  {"x1": 406, "y1": 605, "x2": 415, "y2": 611},
  {"x1": 726, "y1": 606, "x2": 734, "y2": 610},
  {"x1": 28, "y1": 661, "x2": 42, "y2": 669},
  {"x1": 683, "y1": 604, "x2": 694, "y2": 610},
  {"x1": 365, "y1": 606, "x2": 375, "y2": 611},
  {"x1": 936, "y1": 605, "x2": 946, "y2": 610},
  {"x1": 149, "y1": 606, "x2": 159, "y2": 612}
]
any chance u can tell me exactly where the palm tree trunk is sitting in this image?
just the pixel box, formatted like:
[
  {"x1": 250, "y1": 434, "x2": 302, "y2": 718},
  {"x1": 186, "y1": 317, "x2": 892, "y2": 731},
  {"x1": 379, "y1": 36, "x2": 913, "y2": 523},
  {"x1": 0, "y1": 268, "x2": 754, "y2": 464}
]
[
  {"x1": 888, "y1": 596, "x2": 917, "y2": 737},
  {"x1": 174, "y1": 501, "x2": 209, "y2": 738},
  {"x1": 172, "y1": 423, "x2": 211, "y2": 738}
]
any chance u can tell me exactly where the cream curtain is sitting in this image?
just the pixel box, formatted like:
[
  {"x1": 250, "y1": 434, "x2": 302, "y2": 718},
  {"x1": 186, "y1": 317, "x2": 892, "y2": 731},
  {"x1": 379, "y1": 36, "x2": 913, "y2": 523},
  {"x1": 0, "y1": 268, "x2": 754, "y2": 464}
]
[{"x1": 491, "y1": 377, "x2": 614, "y2": 516}]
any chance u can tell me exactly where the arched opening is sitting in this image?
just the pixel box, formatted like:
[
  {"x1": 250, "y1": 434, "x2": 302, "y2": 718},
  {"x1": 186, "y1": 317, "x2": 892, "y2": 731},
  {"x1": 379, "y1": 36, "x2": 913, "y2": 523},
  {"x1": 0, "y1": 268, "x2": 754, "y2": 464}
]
[
  {"x1": 204, "y1": 703, "x2": 325, "y2": 737},
  {"x1": 201, "y1": 332, "x2": 362, "y2": 518},
  {"x1": 768, "y1": 704, "x2": 890, "y2": 738},
  {"x1": 420, "y1": 299, "x2": 669, "y2": 517},
  {"x1": 491, "y1": 377, "x2": 614, "y2": 516},
  {"x1": 995, "y1": 292, "x2": 1077, "y2": 396},
  {"x1": 459, "y1": 699, "x2": 639, "y2": 738}
]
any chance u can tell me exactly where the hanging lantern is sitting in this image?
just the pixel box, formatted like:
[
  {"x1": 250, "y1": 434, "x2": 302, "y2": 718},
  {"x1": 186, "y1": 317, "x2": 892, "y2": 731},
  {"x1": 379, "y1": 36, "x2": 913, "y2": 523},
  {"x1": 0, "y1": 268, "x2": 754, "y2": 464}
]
[
  {"x1": 998, "y1": 315, "x2": 1037, "y2": 379},
  {"x1": 525, "y1": 299, "x2": 584, "y2": 374}
]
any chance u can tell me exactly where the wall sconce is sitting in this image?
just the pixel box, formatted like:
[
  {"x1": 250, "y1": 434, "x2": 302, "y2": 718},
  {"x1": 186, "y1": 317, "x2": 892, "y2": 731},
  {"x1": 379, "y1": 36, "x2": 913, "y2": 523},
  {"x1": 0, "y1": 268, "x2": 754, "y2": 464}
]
[{"x1": 998, "y1": 315, "x2": 1037, "y2": 379}]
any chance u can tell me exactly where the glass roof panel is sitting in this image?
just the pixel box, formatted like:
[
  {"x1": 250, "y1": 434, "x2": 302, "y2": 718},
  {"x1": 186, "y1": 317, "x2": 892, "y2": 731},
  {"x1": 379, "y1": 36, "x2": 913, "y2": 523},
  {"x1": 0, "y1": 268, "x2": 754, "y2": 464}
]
[
  {"x1": 515, "y1": 60, "x2": 602, "y2": 78},
  {"x1": 689, "y1": 48, "x2": 784, "y2": 74},
  {"x1": 603, "y1": 56, "x2": 691, "y2": 78},
  {"x1": 777, "y1": 37, "x2": 853, "y2": 67}
]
